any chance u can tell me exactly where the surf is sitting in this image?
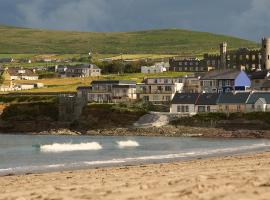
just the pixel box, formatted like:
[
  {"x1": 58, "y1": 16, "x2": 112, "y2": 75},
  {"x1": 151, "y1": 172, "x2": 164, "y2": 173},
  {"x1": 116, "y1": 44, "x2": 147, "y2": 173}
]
[
  {"x1": 39, "y1": 142, "x2": 102, "y2": 153},
  {"x1": 117, "y1": 140, "x2": 140, "y2": 148}
]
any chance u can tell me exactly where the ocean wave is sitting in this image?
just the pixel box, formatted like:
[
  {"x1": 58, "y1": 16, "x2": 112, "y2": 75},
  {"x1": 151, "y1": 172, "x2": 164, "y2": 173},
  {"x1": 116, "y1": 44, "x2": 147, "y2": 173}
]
[
  {"x1": 117, "y1": 140, "x2": 140, "y2": 148},
  {"x1": 40, "y1": 142, "x2": 102, "y2": 153}
]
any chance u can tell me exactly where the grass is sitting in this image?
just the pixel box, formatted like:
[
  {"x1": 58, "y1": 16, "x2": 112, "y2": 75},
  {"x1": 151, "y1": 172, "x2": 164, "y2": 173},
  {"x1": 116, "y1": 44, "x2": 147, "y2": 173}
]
[
  {"x1": 10, "y1": 72, "x2": 188, "y2": 93},
  {"x1": 0, "y1": 25, "x2": 259, "y2": 54}
]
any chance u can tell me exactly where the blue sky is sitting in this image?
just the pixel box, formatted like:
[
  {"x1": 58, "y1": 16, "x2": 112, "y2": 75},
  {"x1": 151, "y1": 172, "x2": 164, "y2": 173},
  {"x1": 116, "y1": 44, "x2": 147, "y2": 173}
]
[{"x1": 0, "y1": 0, "x2": 269, "y2": 41}]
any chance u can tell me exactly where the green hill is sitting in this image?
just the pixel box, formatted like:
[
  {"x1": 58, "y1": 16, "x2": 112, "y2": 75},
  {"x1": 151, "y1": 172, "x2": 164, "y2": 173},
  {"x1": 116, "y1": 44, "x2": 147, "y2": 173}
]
[{"x1": 0, "y1": 25, "x2": 259, "y2": 54}]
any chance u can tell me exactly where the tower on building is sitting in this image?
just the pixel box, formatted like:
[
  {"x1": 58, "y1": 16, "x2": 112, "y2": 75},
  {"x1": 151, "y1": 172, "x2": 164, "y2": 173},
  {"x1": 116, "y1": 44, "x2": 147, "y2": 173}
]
[
  {"x1": 220, "y1": 42, "x2": 227, "y2": 69},
  {"x1": 262, "y1": 38, "x2": 270, "y2": 70}
]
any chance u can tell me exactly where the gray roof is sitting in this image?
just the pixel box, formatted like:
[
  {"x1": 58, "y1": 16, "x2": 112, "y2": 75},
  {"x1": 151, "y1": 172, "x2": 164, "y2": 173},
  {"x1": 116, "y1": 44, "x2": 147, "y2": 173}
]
[
  {"x1": 196, "y1": 93, "x2": 220, "y2": 105},
  {"x1": 91, "y1": 80, "x2": 136, "y2": 85},
  {"x1": 113, "y1": 85, "x2": 136, "y2": 88},
  {"x1": 171, "y1": 93, "x2": 200, "y2": 104},
  {"x1": 77, "y1": 86, "x2": 92, "y2": 90},
  {"x1": 217, "y1": 92, "x2": 250, "y2": 104},
  {"x1": 248, "y1": 70, "x2": 268, "y2": 80},
  {"x1": 246, "y1": 92, "x2": 270, "y2": 104},
  {"x1": 201, "y1": 69, "x2": 241, "y2": 80}
]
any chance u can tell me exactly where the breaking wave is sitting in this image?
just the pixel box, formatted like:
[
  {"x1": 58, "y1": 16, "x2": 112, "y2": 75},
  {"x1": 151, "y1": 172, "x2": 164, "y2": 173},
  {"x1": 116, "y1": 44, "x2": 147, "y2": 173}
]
[
  {"x1": 40, "y1": 142, "x2": 102, "y2": 153},
  {"x1": 117, "y1": 140, "x2": 140, "y2": 148}
]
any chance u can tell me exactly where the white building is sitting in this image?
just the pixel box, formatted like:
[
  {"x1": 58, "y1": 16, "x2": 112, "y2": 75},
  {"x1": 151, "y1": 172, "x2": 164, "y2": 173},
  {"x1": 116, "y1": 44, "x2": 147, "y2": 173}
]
[
  {"x1": 170, "y1": 93, "x2": 199, "y2": 115},
  {"x1": 246, "y1": 92, "x2": 270, "y2": 112},
  {"x1": 141, "y1": 62, "x2": 169, "y2": 74}
]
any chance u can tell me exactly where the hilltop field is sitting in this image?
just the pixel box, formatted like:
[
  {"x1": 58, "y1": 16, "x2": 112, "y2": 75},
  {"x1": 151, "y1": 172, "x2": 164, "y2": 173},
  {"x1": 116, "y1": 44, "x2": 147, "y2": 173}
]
[{"x1": 0, "y1": 25, "x2": 259, "y2": 55}]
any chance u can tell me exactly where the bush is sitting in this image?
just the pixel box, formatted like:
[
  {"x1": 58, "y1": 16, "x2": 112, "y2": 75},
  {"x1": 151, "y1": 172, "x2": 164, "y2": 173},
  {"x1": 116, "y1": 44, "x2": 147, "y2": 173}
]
[{"x1": 1, "y1": 102, "x2": 58, "y2": 121}]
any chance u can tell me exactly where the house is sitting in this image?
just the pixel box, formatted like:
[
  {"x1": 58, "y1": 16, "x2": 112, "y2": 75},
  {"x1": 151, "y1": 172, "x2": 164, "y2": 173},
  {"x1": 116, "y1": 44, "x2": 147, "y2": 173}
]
[
  {"x1": 246, "y1": 92, "x2": 270, "y2": 112},
  {"x1": 169, "y1": 57, "x2": 207, "y2": 72},
  {"x1": 136, "y1": 77, "x2": 184, "y2": 104},
  {"x1": 170, "y1": 93, "x2": 200, "y2": 115},
  {"x1": 54, "y1": 64, "x2": 101, "y2": 77},
  {"x1": 77, "y1": 80, "x2": 137, "y2": 103},
  {"x1": 183, "y1": 74, "x2": 201, "y2": 93},
  {"x1": 200, "y1": 69, "x2": 251, "y2": 93},
  {"x1": 217, "y1": 92, "x2": 250, "y2": 113},
  {"x1": 64, "y1": 64, "x2": 101, "y2": 77},
  {"x1": 248, "y1": 70, "x2": 269, "y2": 90},
  {"x1": 141, "y1": 62, "x2": 168, "y2": 74},
  {"x1": 2, "y1": 67, "x2": 39, "y2": 80},
  {"x1": 195, "y1": 93, "x2": 220, "y2": 113}
]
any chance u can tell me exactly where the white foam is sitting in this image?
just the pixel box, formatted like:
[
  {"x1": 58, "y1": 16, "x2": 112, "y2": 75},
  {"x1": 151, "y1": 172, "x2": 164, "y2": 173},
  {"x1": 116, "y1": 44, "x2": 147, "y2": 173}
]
[
  {"x1": 40, "y1": 142, "x2": 102, "y2": 153},
  {"x1": 117, "y1": 140, "x2": 140, "y2": 148}
]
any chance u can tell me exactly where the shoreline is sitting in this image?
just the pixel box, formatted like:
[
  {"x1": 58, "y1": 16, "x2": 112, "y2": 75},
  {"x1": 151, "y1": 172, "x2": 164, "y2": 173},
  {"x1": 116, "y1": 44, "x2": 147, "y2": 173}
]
[
  {"x1": 1, "y1": 151, "x2": 270, "y2": 199},
  {"x1": 1, "y1": 125, "x2": 270, "y2": 139}
]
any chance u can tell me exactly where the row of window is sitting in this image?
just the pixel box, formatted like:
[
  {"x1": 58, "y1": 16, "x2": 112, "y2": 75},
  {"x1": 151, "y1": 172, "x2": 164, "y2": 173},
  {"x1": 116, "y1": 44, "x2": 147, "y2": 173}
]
[
  {"x1": 227, "y1": 54, "x2": 262, "y2": 61},
  {"x1": 177, "y1": 106, "x2": 211, "y2": 113},
  {"x1": 143, "y1": 95, "x2": 171, "y2": 101},
  {"x1": 178, "y1": 61, "x2": 199, "y2": 66},
  {"x1": 172, "y1": 67, "x2": 206, "y2": 72}
]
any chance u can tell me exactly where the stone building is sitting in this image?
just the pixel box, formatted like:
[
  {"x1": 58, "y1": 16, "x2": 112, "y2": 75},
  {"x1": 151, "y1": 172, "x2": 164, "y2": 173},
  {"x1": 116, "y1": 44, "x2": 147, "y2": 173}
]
[{"x1": 169, "y1": 38, "x2": 270, "y2": 72}]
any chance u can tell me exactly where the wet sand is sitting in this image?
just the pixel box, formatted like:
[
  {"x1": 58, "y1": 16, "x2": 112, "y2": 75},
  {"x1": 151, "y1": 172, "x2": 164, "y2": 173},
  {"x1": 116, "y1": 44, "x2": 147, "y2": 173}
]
[{"x1": 1, "y1": 152, "x2": 270, "y2": 200}]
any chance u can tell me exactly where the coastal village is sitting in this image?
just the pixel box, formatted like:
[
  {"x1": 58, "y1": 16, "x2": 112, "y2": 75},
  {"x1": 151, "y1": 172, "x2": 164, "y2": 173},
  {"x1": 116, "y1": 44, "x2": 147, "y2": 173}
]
[
  {"x1": 3, "y1": 1, "x2": 270, "y2": 199},
  {"x1": 1, "y1": 38, "x2": 270, "y2": 121}
]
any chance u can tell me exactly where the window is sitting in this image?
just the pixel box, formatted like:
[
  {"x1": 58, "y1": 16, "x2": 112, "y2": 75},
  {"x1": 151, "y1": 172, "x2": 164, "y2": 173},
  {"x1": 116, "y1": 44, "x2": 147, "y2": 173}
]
[
  {"x1": 177, "y1": 106, "x2": 181, "y2": 112},
  {"x1": 237, "y1": 105, "x2": 241, "y2": 112},
  {"x1": 165, "y1": 86, "x2": 172, "y2": 91},
  {"x1": 143, "y1": 96, "x2": 149, "y2": 101},
  {"x1": 207, "y1": 106, "x2": 211, "y2": 112},
  {"x1": 225, "y1": 105, "x2": 229, "y2": 111},
  {"x1": 239, "y1": 55, "x2": 243, "y2": 60},
  {"x1": 153, "y1": 95, "x2": 159, "y2": 101},
  {"x1": 181, "y1": 106, "x2": 185, "y2": 112},
  {"x1": 165, "y1": 96, "x2": 171, "y2": 101},
  {"x1": 186, "y1": 106, "x2": 189, "y2": 112},
  {"x1": 198, "y1": 106, "x2": 205, "y2": 113}
]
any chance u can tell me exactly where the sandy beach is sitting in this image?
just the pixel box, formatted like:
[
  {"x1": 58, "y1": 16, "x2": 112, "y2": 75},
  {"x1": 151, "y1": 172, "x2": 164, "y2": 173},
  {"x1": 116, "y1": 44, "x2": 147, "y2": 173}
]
[{"x1": 1, "y1": 152, "x2": 270, "y2": 200}]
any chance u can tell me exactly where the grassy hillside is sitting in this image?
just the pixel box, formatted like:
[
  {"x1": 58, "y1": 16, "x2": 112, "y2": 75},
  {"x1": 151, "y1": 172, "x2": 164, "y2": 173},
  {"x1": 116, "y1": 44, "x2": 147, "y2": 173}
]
[{"x1": 0, "y1": 25, "x2": 259, "y2": 54}]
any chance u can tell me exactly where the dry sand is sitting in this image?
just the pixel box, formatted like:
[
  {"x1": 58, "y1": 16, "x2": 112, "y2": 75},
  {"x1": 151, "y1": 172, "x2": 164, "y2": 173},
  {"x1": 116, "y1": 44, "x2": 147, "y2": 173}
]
[{"x1": 1, "y1": 152, "x2": 270, "y2": 200}]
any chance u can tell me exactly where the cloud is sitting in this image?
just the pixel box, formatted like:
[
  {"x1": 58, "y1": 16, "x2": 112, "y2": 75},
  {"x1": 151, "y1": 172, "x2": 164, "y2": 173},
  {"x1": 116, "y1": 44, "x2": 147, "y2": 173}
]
[
  {"x1": 0, "y1": 0, "x2": 269, "y2": 41},
  {"x1": 229, "y1": 0, "x2": 270, "y2": 40},
  {"x1": 16, "y1": 0, "x2": 111, "y2": 31}
]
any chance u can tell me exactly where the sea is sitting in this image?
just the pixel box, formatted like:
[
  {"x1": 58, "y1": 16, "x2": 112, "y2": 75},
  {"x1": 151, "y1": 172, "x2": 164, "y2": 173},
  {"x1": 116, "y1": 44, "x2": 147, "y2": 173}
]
[{"x1": 0, "y1": 134, "x2": 270, "y2": 176}]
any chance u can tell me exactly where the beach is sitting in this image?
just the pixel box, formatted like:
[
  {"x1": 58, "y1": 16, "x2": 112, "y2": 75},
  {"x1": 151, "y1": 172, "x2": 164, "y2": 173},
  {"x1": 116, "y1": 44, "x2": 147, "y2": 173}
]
[{"x1": 1, "y1": 152, "x2": 270, "y2": 200}]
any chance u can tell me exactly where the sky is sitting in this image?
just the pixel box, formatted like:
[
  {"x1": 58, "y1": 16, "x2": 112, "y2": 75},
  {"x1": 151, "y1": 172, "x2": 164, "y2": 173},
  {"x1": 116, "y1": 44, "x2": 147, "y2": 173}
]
[{"x1": 0, "y1": 0, "x2": 269, "y2": 41}]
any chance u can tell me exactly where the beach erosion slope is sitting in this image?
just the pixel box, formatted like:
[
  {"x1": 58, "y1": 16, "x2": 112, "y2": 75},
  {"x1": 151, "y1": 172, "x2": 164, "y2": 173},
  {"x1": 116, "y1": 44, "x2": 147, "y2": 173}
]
[{"x1": 1, "y1": 152, "x2": 270, "y2": 199}]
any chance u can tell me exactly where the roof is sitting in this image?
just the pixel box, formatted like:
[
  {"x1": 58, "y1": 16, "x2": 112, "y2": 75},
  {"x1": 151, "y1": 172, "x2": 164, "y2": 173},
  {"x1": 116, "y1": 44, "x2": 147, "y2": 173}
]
[
  {"x1": 91, "y1": 80, "x2": 136, "y2": 85},
  {"x1": 7, "y1": 67, "x2": 37, "y2": 77},
  {"x1": 65, "y1": 64, "x2": 100, "y2": 70},
  {"x1": 201, "y1": 69, "x2": 241, "y2": 80},
  {"x1": 261, "y1": 79, "x2": 270, "y2": 88},
  {"x1": 112, "y1": 85, "x2": 136, "y2": 88},
  {"x1": 246, "y1": 92, "x2": 270, "y2": 104},
  {"x1": 171, "y1": 93, "x2": 200, "y2": 104},
  {"x1": 248, "y1": 70, "x2": 268, "y2": 80},
  {"x1": 217, "y1": 92, "x2": 250, "y2": 104},
  {"x1": 77, "y1": 86, "x2": 92, "y2": 90},
  {"x1": 195, "y1": 93, "x2": 220, "y2": 105}
]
